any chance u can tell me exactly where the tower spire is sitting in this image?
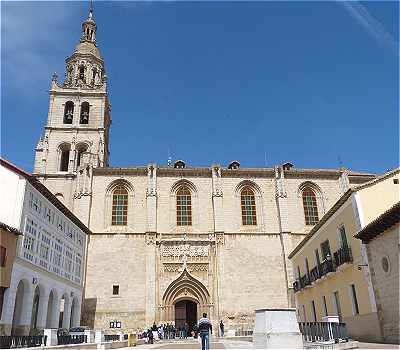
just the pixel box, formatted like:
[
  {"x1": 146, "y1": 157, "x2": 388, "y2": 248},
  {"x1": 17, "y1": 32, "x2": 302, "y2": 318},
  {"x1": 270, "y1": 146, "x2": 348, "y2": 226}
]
[{"x1": 81, "y1": 3, "x2": 97, "y2": 44}]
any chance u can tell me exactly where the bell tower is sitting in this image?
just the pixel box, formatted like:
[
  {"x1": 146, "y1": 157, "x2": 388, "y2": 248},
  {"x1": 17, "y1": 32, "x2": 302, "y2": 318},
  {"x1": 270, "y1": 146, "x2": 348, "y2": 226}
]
[{"x1": 34, "y1": 8, "x2": 111, "y2": 217}]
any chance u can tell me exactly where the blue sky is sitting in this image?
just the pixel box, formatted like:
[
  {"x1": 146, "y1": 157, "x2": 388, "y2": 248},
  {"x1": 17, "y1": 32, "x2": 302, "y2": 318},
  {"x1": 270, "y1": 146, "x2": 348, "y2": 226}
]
[{"x1": 1, "y1": 1, "x2": 398, "y2": 174}]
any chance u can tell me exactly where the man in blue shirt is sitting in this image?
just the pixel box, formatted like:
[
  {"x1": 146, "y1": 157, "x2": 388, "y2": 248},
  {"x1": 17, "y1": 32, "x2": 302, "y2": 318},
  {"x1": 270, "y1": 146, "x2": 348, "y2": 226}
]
[{"x1": 198, "y1": 313, "x2": 212, "y2": 350}]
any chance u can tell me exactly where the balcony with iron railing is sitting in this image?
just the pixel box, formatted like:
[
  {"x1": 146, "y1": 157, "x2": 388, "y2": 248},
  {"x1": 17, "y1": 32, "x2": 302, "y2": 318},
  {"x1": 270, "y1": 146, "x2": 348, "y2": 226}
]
[
  {"x1": 333, "y1": 245, "x2": 352, "y2": 267},
  {"x1": 300, "y1": 274, "x2": 311, "y2": 289},
  {"x1": 309, "y1": 266, "x2": 320, "y2": 283},
  {"x1": 294, "y1": 258, "x2": 337, "y2": 293},
  {"x1": 319, "y1": 258, "x2": 335, "y2": 276}
]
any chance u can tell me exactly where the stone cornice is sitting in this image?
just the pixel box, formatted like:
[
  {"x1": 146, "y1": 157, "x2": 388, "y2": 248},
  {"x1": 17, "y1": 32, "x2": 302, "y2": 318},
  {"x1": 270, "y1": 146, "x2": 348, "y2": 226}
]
[
  {"x1": 49, "y1": 87, "x2": 107, "y2": 96},
  {"x1": 45, "y1": 126, "x2": 106, "y2": 132},
  {"x1": 91, "y1": 165, "x2": 375, "y2": 181},
  {"x1": 221, "y1": 168, "x2": 275, "y2": 178},
  {"x1": 33, "y1": 173, "x2": 76, "y2": 179},
  {"x1": 66, "y1": 51, "x2": 104, "y2": 65},
  {"x1": 93, "y1": 167, "x2": 147, "y2": 176},
  {"x1": 157, "y1": 167, "x2": 211, "y2": 177},
  {"x1": 88, "y1": 231, "x2": 291, "y2": 236}
]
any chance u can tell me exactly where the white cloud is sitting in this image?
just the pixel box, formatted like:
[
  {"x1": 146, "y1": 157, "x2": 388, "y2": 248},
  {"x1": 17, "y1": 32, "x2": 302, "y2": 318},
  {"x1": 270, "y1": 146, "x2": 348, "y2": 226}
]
[
  {"x1": 339, "y1": 1, "x2": 398, "y2": 55},
  {"x1": 2, "y1": 2, "x2": 83, "y2": 97}
]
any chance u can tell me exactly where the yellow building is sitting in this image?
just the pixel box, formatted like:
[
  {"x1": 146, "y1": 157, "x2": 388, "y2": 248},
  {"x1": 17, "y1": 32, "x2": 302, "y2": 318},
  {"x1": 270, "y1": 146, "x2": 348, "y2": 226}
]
[
  {"x1": 288, "y1": 169, "x2": 399, "y2": 343},
  {"x1": 0, "y1": 222, "x2": 20, "y2": 325}
]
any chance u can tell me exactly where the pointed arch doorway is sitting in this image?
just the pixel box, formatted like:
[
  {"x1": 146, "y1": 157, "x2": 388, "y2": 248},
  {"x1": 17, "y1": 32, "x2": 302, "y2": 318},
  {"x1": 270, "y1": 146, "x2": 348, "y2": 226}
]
[
  {"x1": 175, "y1": 299, "x2": 197, "y2": 335},
  {"x1": 161, "y1": 269, "x2": 212, "y2": 334}
]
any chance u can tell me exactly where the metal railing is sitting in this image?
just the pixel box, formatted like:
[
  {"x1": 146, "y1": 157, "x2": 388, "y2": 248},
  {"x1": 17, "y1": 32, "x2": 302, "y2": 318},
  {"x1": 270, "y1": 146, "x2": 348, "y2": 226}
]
[
  {"x1": 0, "y1": 335, "x2": 47, "y2": 349},
  {"x1": 104, "y1": 334, "x2": 120, "y2": 342},
  {"x1": 300, "y1": 274, "x2": 311, "y2": 288},
  {"x1": 334, "y1": 246, "x2": 352, "y2": 267},
  {"x1": 294, "y1": 259, "x2": 336, "y2": 292},
  {"x1": 234, "y1": 330, "x2": 253, "y2": 337},
  {"x1": 57, "y1": 334, "x2": 87, "y2": 345},
  {"x1": 319, "y1": 259, "x2": 335, "y2": 276},
  {"x1": 298, "y1": 322, "x2": 348, "y2": 343},
  {"x1": 309, "y1": 266, "x2": 320, "y2": 283}
]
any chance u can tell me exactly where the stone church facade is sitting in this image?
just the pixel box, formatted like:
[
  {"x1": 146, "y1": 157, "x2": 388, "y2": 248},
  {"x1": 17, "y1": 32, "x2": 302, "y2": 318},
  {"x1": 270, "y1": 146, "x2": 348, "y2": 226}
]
[{"x1": 32, "y1": 10, "x2": 375, "y2": 332}]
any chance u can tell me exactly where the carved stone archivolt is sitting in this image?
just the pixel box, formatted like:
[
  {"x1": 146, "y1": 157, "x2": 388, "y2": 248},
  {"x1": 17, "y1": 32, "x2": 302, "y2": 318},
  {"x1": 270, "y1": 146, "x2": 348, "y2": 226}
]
[
  {"x1": 163, "y1": 262, "x2": 208, "y2": 273},
  {"x1": 162, "y1": 269, "x2": 211, "y2": 306},
  {"x1": 163, "y1": 263, "x2": 181, "y2": 272},
  {"x1": 187, "y1": 263, "x2": 208, "y2": 272}
]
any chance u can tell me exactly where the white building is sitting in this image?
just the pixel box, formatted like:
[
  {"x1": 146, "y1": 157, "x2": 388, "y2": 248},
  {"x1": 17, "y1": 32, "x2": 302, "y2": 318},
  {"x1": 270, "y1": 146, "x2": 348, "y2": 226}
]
[{"x1": 0, "y1": 158, "x2": 90, "y2": 336}]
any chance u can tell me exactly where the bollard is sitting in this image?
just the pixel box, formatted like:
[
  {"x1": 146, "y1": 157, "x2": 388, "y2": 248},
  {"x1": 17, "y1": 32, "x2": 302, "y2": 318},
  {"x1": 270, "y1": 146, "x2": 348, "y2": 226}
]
[
  {"x1": 117, "y1": 331, "x2": 124, "y2": 341},
  {"x1": 95, "y1": 330, "x2": 105, "y2": 343},
  {"x1": 85, "y1": 329, "x2": 95, "y2": 343},
  {"x1": 44, "y1": 329, "x2": 58, "y2": 346}
]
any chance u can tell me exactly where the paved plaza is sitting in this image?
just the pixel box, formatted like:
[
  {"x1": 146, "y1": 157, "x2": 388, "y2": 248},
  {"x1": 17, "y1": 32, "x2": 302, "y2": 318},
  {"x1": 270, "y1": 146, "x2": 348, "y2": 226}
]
[
  {"x1": 119, "y1": 338, "x2": 253, "y2": 349},
  {"x1": 117, "y1": 339, "x2": 399, "y2": 350}
]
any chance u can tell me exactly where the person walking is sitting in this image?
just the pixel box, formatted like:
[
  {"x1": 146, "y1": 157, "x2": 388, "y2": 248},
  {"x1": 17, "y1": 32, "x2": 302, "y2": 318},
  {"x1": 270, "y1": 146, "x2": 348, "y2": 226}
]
[
  {"x1": 198, "y1": 313, "x2": 212, "y2": 350},
  {"x1": 184, "y1": 322, "x2": 188, "y2": 339},
  {"x1": 219, "y1": 320, "x2": 224, "y2": 337}
]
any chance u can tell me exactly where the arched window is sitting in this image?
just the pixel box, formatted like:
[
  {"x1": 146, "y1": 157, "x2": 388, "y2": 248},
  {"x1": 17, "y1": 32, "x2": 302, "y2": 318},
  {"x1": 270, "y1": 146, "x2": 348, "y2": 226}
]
[
  {"x1": 241, "y1": 187, "x2": 257, "y2": 225},
  {"x1": 79, "y1": 66, "x2": 85, "y2": 81},
  {"x1": 302, "y1": 188, "x2": 319, "y2": 225},
  {"x1": 176, "y1": 186, "x2": 192, "y2": 226},
  {"x1": 92, "y1": 67, "x2": 97, "y2": 84},
  {"x1": 112, "y1": 185, "x2": 128, "y2": 226},
  {"x1": 59, "y1": 145, "x2": 70, "y2": 172},
  {"x1": 76, "y1": 144, "x2": 88, "y2": 167},
  {"x1": 63, "y1": 101, "x2": 74, "y2": 124},
  {"x1": 80, "y1": 102, "x2": 90, "y2": 124}
]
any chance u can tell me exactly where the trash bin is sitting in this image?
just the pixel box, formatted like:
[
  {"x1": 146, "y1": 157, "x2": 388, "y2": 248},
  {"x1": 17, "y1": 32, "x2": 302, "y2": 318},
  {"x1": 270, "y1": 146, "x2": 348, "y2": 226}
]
[{"x1": 128, "y1": 333, "x2": 137, "y2": 347}]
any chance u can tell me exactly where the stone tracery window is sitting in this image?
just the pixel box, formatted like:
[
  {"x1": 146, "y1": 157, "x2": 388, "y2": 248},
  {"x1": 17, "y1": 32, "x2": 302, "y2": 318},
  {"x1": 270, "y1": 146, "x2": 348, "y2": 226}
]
[
  {"x1": 111, "y1": 185, "x2": 128, "y2": 226},
  {"x1": 241, "y1": 187, "x2": 257, "y2": 225},
  {"x1": 302, "y1": 188, "x2": 319, "y2": 225},
  {"x1": 176, "y1": 186, "x2": 192, "y2": 226}
]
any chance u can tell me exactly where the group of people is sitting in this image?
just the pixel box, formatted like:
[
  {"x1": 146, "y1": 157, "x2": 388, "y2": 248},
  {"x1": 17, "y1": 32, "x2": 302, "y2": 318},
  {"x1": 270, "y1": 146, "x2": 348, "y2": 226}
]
[
  {"x1": 142, "y1": 322, "x2": 179, "y2": 343},
  {"x1": 141, "y1": 315, "x2": 225, "y2": 350}
]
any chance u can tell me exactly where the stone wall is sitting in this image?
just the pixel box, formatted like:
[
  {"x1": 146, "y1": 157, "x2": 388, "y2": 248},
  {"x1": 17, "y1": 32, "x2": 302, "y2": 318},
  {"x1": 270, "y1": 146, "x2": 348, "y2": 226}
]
[
  {"x1": 367, "y1": 224, "x2": 399, "y2": 344},
  {"x1": 83, "y1": 234, "x2": 147, "y2": 331}
]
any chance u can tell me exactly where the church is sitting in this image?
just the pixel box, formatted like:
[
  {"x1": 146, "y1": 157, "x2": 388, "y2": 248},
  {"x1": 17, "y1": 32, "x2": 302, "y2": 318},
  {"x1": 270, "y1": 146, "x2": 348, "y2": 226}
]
[{"x1": 32, "y1": 9, "x2": 376, "y2": 333}]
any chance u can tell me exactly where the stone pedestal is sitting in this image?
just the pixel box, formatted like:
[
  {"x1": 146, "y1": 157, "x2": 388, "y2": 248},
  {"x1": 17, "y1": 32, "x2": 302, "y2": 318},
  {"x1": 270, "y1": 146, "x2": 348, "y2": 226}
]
[
  {"x1": 95, "y1": 330, "x2": 105, "y2": 343},
  {"x1": 44, "y1": 329, "x2": 58, "y2": 346},
  {"x1": 85, "y1": 329, "x2": 95, "y2": 343},
  {"x1": 253, "y1": 308, "x2": 303, "y2": 349},
  {"x1": 227, "y1": 329, "x2": 236, "y2": 337}
]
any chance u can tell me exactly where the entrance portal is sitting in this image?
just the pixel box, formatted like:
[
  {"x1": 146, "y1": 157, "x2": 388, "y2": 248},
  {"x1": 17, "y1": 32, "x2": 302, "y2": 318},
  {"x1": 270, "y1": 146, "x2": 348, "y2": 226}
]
[{"x1": 174, "y1": 300, "x2": 197, "y2": 335}]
